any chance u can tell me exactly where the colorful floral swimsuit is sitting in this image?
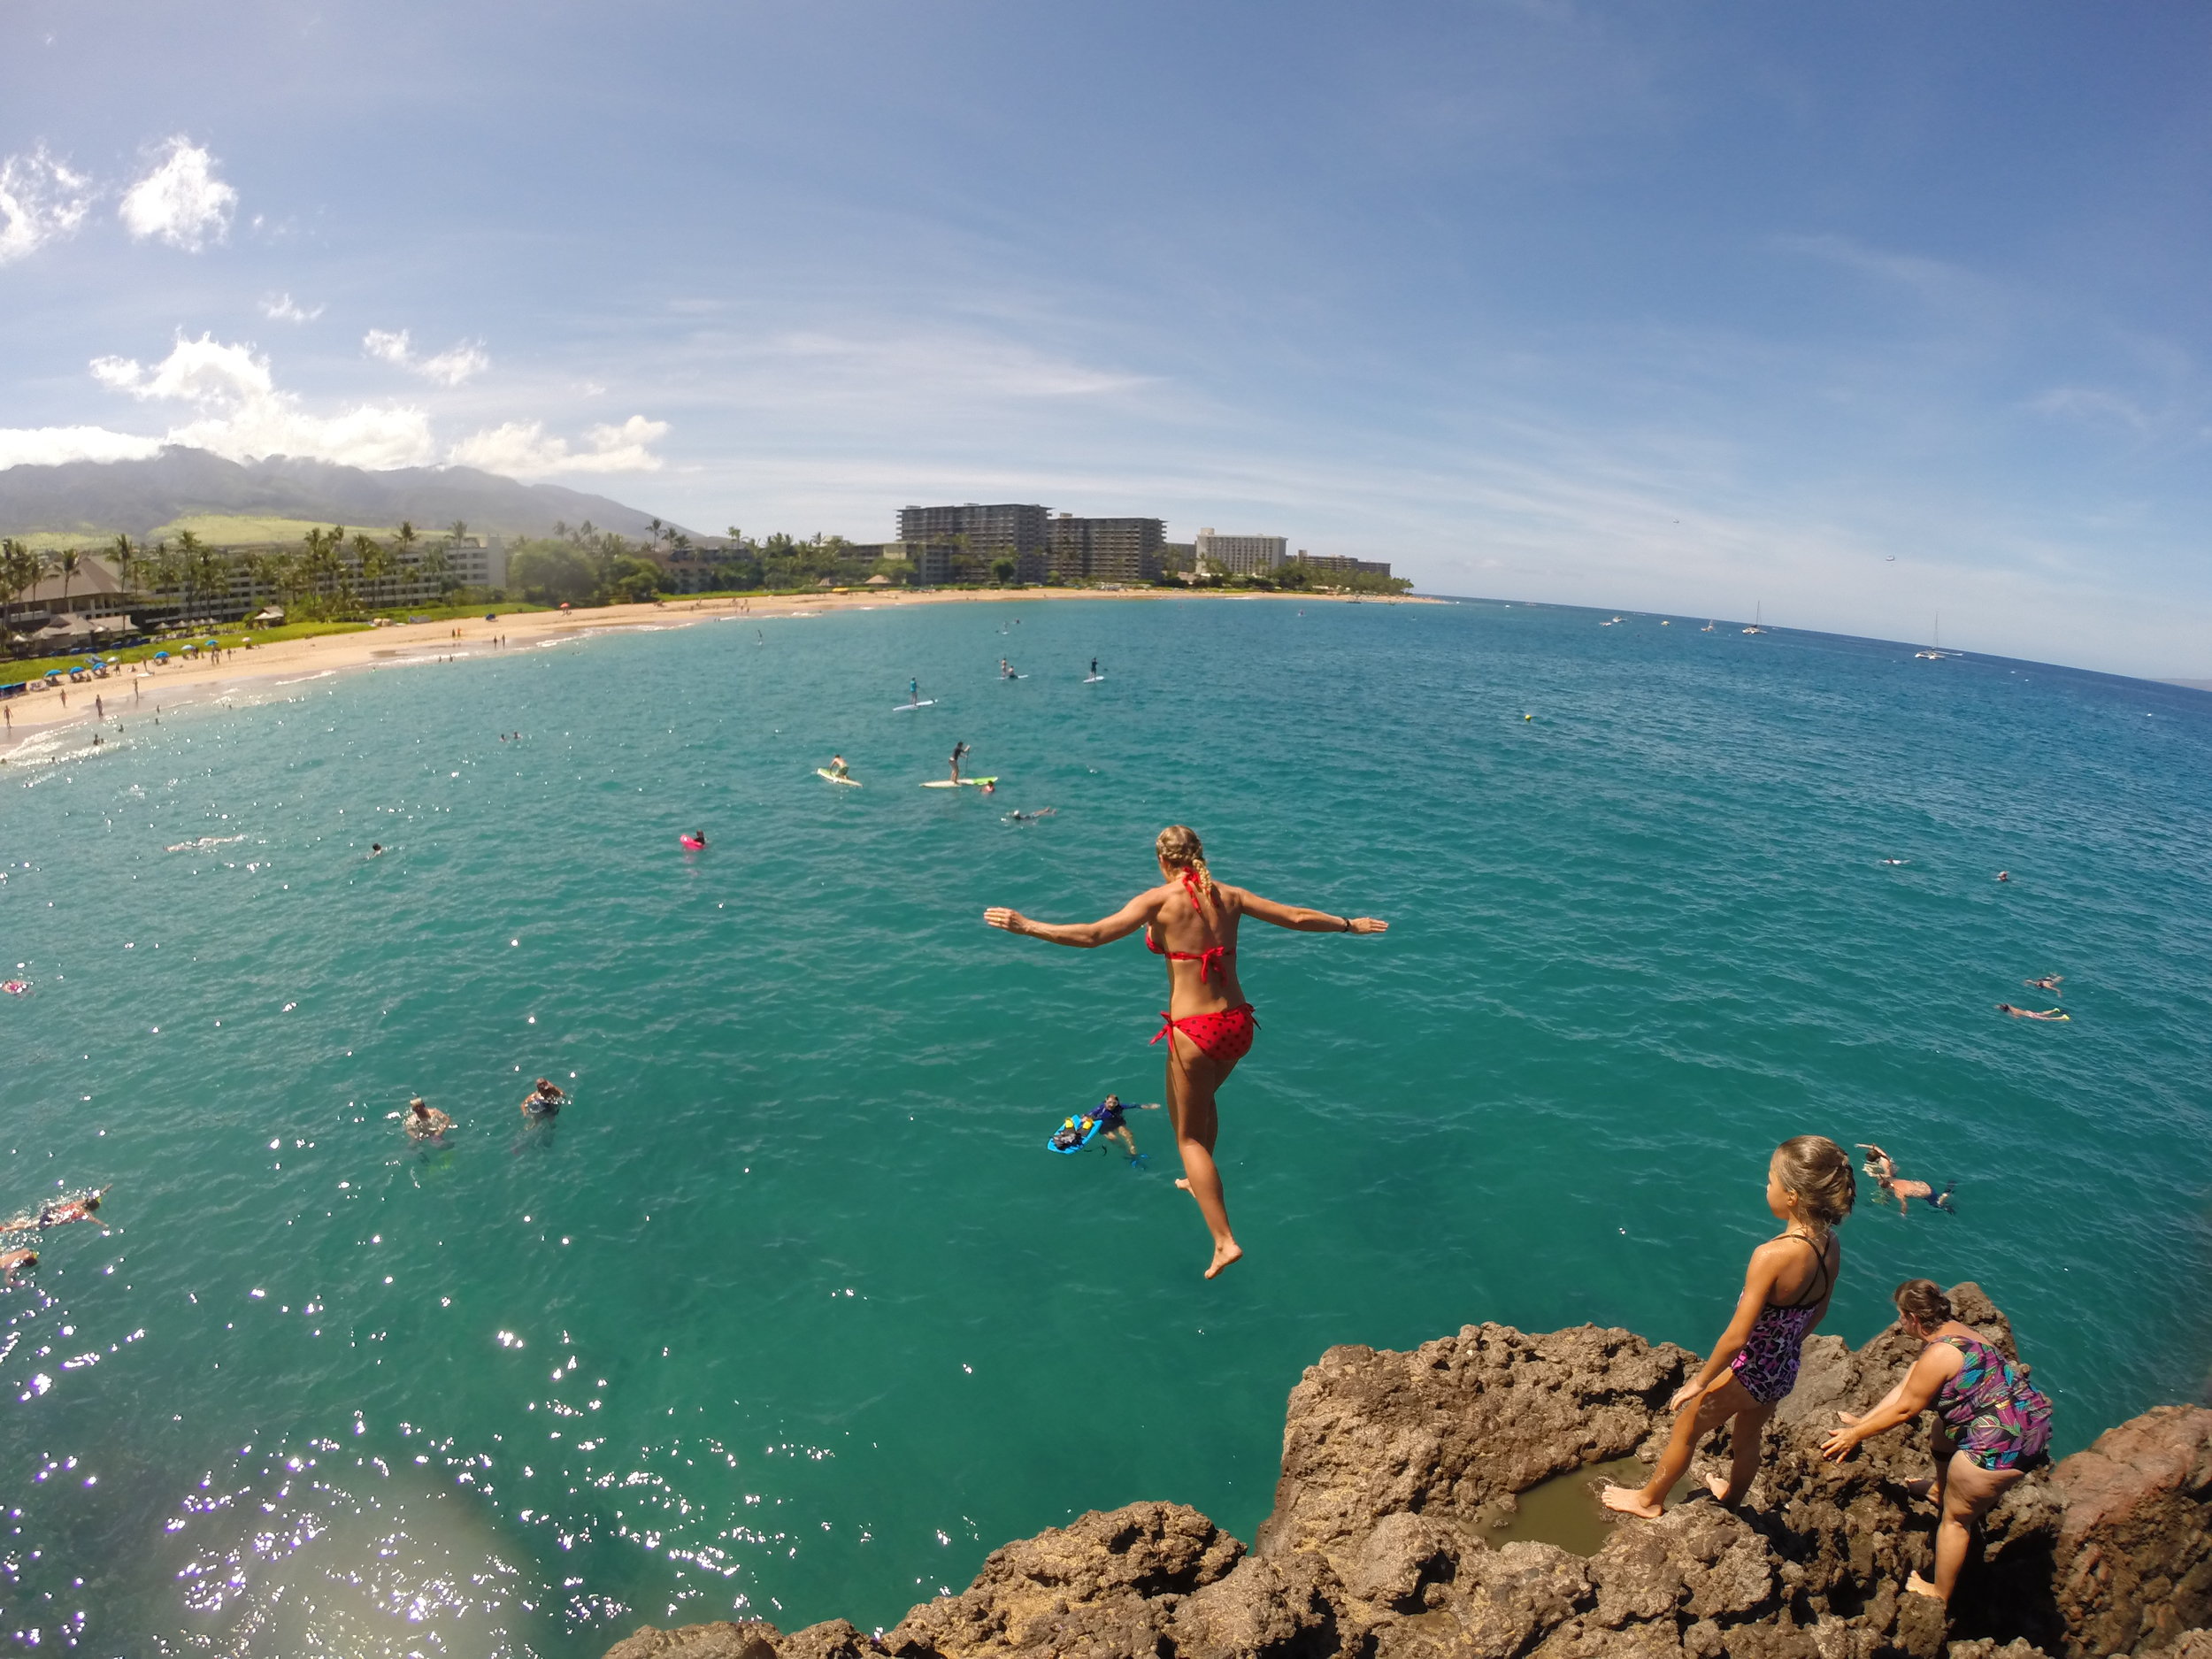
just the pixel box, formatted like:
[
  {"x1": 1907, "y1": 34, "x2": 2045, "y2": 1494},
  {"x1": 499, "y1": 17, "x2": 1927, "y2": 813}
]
[
  {"x1": 1934, "y1": 1333, "x2": 2053, "y2": 1471},
  {"x1": 1728, "y1": 1234, "x2": 1833, "y2": 1406}
]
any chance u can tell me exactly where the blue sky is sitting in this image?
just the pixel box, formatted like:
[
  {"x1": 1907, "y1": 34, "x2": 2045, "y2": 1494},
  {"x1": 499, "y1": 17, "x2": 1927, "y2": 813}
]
[{"x1": 3, "y1": 3, "x2": 2207, "y2": 673}]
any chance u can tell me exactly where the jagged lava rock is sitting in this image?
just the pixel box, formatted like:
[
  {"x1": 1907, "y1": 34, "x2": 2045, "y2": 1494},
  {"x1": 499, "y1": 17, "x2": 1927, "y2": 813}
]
[{"x1": 605, "y1": 1286, "x2": 2209, "y2": 1659}]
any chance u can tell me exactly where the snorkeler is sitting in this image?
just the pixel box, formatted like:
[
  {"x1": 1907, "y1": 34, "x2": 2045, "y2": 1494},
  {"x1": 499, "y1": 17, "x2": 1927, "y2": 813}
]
[
  {"x1": 1995, "y1": 1003, "x2": 2068, "y2": 1021},
  {"x1": 4, "y1": 1187, "x2": 110, "y2": 1232},
  {"x1": 0, "y1": 1248, "x2": 34, "y2": 1285},
  {"x1": 403, "y1": 1097, "x2": 454, "y2": 1141},
  {"x1": 1007, "y1": 808, "x2": 1057, "y2": 824},
  {"x1": 370, "y1": 843, "x2": 385, "y2": 857},
  {"x1": 1856, "y1": 1144, "x2": 1955, "y2": 1215},
  {"x1": 1050, "y1": 1094, "x2": 1162, "y2": 1157},
  {"x1": 949, "y1": 741, "x2": 970, "y2": 783},
  {"x1": 2024, "y1": 974, "x2": 2063, "y2": 992},
  {"x1": 986, "y1": 824, "x2": 1386, "y2": 1279},
  {"x1": 520, "y1": 1078, "x2": 568, "y2": 1118}
]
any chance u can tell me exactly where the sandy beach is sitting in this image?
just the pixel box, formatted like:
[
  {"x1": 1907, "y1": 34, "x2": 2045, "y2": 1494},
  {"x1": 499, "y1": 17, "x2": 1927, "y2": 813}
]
[{"x1": 0, "y1": 585, "x2": 1426, "y2": 765}]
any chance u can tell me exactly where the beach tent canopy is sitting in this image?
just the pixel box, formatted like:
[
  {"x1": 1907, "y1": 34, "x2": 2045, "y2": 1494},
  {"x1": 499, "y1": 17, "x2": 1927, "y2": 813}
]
[{"x1": 254, "y1": 606, "x2": 284, "y2": 622}]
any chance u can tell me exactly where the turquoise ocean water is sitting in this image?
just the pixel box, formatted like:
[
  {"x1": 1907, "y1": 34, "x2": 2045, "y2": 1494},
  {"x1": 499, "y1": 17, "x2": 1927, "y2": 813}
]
[{"x1": 4, "y1": 597, "x2": 2209, "y2": 1655}]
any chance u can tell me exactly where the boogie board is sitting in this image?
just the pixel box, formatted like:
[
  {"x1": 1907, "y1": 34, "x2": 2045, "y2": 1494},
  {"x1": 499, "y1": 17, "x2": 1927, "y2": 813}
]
[
  {"x1": 920, "y1": 776, "x2": 998, "y2": 788},
  {"x1": 816, "y1": 770, "x2": 862, "y2": 787},
  {"x1": 891, "y1": 699, "x2": 938, "y2": 711},
  {"x1": 1048, "y1": 1116, "x2": 1103, "y2": 1155}
]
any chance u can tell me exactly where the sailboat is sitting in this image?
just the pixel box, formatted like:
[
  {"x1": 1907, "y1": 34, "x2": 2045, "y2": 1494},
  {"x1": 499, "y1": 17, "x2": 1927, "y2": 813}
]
[
  {"x1": 1742, "y1": 603, "x2": 1767, "y2": 635},
  {"x1": 1915, "y1": 615, "x2": 1947, "y2": 660},
  {"x1": 1701, "y1": 620, "x2": 1715, "y2": 632}
]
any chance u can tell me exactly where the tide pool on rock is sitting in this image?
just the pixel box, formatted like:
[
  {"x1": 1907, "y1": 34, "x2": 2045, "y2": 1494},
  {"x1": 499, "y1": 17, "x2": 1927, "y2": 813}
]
[{"x1": 2, "y1": 598, "x2": 2209, "y2": 1655}]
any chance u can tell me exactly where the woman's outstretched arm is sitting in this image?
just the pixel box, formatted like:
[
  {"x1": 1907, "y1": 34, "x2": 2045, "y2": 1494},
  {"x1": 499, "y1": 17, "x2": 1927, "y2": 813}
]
[
  {"x1": 1821, "y1": 1346, "x2": 1956, "y2": 1459},
  {"x1": 985, "y1": 890, "x2": 1160, "y2": 949},
  {"x1": 1233, "y1": 888, "x2": 1388, "y2": 933}
]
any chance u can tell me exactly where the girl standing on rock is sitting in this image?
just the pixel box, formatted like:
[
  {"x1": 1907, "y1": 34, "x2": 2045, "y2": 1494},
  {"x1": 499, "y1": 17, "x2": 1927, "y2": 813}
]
[
  {"x1": 985, "y1": 825, "x2": 1386, "y2": 1280},
  {"x1": 1820, "y1": 1279, "x2": 2052, "y2": 1606},
  {"x1": 1602, "y1": 1135, "x2": 1856, "y2": 1518}
]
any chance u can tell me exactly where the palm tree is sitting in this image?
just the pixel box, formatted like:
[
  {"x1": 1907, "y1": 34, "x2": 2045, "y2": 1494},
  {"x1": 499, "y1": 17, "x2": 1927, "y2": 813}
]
[
  {"x1": 174, "y1": 530, "x2": 204, "y2": 621},
  {"x1": 0, "y1": 538, "x2": 38, "y2": 640},
  {"x1": 50, "y1": 549, "x2": 82, "y2": 624},
  {"x1": 354, "y1": 534, "x2": 389, "y2": 610},
  {"x1": 111, "y1": 534, "x2": 139, "y2": 598},
  {"x1": 448, "y1": 520, "x2": 469, "y2": 542}
]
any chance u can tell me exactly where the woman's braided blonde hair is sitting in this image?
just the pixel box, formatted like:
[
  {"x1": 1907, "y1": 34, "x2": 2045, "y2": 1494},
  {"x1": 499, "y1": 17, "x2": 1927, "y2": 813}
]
[{"x1": 1156, "y1": 825, "x2": 1215, "y2": 912}]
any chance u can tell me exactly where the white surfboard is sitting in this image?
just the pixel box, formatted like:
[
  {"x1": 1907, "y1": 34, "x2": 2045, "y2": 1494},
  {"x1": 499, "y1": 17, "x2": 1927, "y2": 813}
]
[
  {"x1": 892, "y1": 699, "x2": 938, "y2": 711},
  {"x1": 920, "y1": 776, "x2": 999, "y2": 788},
  {"x1": 1083, "y1": 674, "x2": 1106, "y2": 683},
  {"x1": 816, "y1": 769, "x2": 861, "y2": 787}
]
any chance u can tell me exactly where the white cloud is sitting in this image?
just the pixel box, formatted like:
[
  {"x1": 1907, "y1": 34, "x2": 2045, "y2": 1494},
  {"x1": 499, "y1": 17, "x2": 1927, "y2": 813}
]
[
  {"x1": 118, "y1": 137, "x2": 237, "y2": 251},
  {"x1": 260, "y1": 292, "x2": 324, "y2": 324},
  {"x1": 0, "y1": 426, "x2": 164, "y2": 469},
  {"x1": 364, "y1": 327, "x2": 491, "y2": 386},
  {"x1": 448, "y1": 415, "x2": 669, "y2": 479},
  {"x1": 0, "y1": 144, "x2": 93, "y2": 265},
  {"x1": 82, "y1": 333, "x2": 434, "y2": 469}
]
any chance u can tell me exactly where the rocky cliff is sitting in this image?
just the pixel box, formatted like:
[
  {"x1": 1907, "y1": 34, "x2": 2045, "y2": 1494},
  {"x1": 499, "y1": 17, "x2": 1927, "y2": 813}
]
[{"x1": 605, "y1": 1286, "x2": 2212, "y2": 1659}]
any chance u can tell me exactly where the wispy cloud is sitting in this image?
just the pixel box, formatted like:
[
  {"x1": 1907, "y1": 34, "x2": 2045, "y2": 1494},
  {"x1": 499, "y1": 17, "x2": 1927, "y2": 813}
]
[
  {"x1": 117, "y1": 137, "x2": 237, "y2": 251},
  {"x1": 0, "y1": 144, "x2": 94, "y2": 265},
  {"x1": 364, "y1": 326, "x2": 491, "y2": 386},
  {"x1": 448, "y1": 415, "x2": 668, "y2": 478},
  {"x1": 259, "y1": 292, "x2": 323, "y2": 324},
  {"x1": 0, "y1": 426, "x2": 164, "y2": 469}
]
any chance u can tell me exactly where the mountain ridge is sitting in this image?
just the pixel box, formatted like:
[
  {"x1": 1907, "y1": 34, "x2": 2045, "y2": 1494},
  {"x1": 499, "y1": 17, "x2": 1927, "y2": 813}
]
[{"x1": 0, "y1": 448, "x2": 683, "y2": 541}]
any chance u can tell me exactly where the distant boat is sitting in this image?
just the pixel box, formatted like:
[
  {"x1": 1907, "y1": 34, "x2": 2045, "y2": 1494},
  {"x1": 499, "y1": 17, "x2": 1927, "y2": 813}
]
[
  {"x1": 1701, "y1": 620, "x2": 1715, "y2": 632},
  {"x1": 1742, "y1": 603, "x2": 1767, "y2": 635},
  {"x1": 1915, "y1": 614, "x2": 1947, "y2": 660}
]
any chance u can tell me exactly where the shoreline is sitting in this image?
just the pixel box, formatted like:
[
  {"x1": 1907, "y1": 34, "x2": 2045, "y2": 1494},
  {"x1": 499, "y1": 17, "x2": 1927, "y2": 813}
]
[{"x1": 0, "y1": 586, "x2": 1430, "y2": 765}]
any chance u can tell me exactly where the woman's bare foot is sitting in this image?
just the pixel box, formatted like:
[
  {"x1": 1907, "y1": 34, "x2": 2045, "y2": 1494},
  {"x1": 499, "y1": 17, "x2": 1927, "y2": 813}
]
[
  {"x1": 1205, "y1": 1239, "x2": 1244, "y2": 1279},
  {"x1": 1904, "y1": 1571, "x2": 1943, "y2": 1601},
  {"x1": 1599, "y1": 1483, "x2": 1663, "y2": 1520},
  {"x1": 1704, "y1": 1474, "x2": 1741, "y2": 1504}
]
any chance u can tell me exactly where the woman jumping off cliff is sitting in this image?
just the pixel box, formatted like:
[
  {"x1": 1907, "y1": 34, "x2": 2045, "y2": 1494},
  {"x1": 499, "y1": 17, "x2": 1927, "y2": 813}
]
[
  {"x1": 1601, "y1": 1136, "x2": 1856, "y2": 1518},
  {"x1": 985, "y1": 825, "x2": 1386, "y2": 1279}
]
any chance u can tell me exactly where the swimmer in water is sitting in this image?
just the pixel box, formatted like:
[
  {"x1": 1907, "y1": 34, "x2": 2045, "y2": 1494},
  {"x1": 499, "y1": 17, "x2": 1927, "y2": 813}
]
[
  {"x1": 4, "y1": 1187, "x2": 110, "y2": 1232},
  {"x1": 1995, "y1": 1003, "x2": 2067, "y2": 1021},
  {"x1": 1, "y1": 1248, "x2": 35, "y2": 1285},
  {"x1": 1856, "y1": 1144, "x2": 1955, "y2": 1215},
  {"x1": 2024, "y1": 974, "x2": 2062, "y2": 993},
  {"x1": 1000, "y1": 657, "x2": 1014, "y2": 679},
  {"x1": 1879, "y1": 858, "x2": 1909, "y2": 866},
  {"x1": 403, "y1": 1097, "x2": 454, "y2": 1141},
  {"x1": 370, "y1": 843, "x2": 385, "y2": 857},
  {"x1": 826, "y1": 753, "x2": 849, "y2": 779},
  {"x1": 685, "y1": 830, "x2": 708, "y2": 849},
  {"x1": 520, "y1": 1078, "x2": 568, "y2": 1118},
  {"x1": 1051, "y1": 1094, "x2": 1162, "y2": 1157},
  {"x1": 1995, "y1": 871, "x2": 2010, "y2": 882},
  {"x1": 949, "y1": 741, "x2": 970, "y2": 783},
  {"x1": 1007, "y1": 808, "x2": 1057, "y2": 824}
]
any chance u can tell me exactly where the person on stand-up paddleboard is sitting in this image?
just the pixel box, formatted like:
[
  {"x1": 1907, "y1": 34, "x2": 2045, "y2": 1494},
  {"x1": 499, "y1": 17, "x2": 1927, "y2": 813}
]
[
  {"x1": 985, "y1": 825, "x2": 1387, "y2": 1279},
  {"x1": 949, "y1": 741, "x2": 970, "y2": 783}
]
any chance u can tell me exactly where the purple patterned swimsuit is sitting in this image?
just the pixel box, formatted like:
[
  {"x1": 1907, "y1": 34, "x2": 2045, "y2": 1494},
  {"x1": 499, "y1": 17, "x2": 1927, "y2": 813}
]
[
  {"x1": 1935, "y1": 1333, "x2": 2053, "y2": 1471},
  {"x1": 1728, "y1": 1234, "x2": 1833, "y2": 1407}
]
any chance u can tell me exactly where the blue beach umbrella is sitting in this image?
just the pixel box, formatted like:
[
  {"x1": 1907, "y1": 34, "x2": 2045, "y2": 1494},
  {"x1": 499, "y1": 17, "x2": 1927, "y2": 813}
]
[{"x1": 154, "y1": 650, "x2": 169, "y2": 660}]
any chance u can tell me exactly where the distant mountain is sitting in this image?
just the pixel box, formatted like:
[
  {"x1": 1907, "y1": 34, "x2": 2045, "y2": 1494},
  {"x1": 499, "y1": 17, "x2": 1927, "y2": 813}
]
[{"x1": 0, "y1": 448, "x2": 685, "y2": 541}]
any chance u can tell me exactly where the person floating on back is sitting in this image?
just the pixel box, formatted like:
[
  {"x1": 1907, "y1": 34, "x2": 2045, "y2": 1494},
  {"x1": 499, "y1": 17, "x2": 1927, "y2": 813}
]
[
  {"x1": 986, "y1": 824, "x2": 1386, "y2": 1279},
  {"x1": 1601, "y1": 1136, "x2": 1856, "y2": 1518}
]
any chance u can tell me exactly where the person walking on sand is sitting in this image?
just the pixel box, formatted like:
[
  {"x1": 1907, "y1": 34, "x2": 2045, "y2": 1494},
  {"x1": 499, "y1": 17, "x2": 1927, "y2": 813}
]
[
  {"x1": 1822, "y1": 1279, "x2": 2052, "y2": 1607},
  {"x1": 984, "y1": 825, "x2": 1387, "y2": 1279},
  {"x1": 1601, "y1": 1136, "x2": 1856, "y2": 1518}
]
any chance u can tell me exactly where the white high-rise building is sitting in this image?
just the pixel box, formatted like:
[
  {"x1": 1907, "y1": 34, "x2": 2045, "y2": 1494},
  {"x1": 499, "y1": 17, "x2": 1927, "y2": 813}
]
[{"x1": 1194, "y1": 528, "x2": 1286, "y2": 576}]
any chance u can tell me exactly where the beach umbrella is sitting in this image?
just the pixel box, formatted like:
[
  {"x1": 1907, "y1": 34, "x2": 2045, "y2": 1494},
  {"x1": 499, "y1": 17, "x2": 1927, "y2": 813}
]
[
  {"x1": 44, "y1": 668, "x2": 60, "y2": 677},
  {"x1": 154, "y1": 650, "x2": 169, "y2": 660}
]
